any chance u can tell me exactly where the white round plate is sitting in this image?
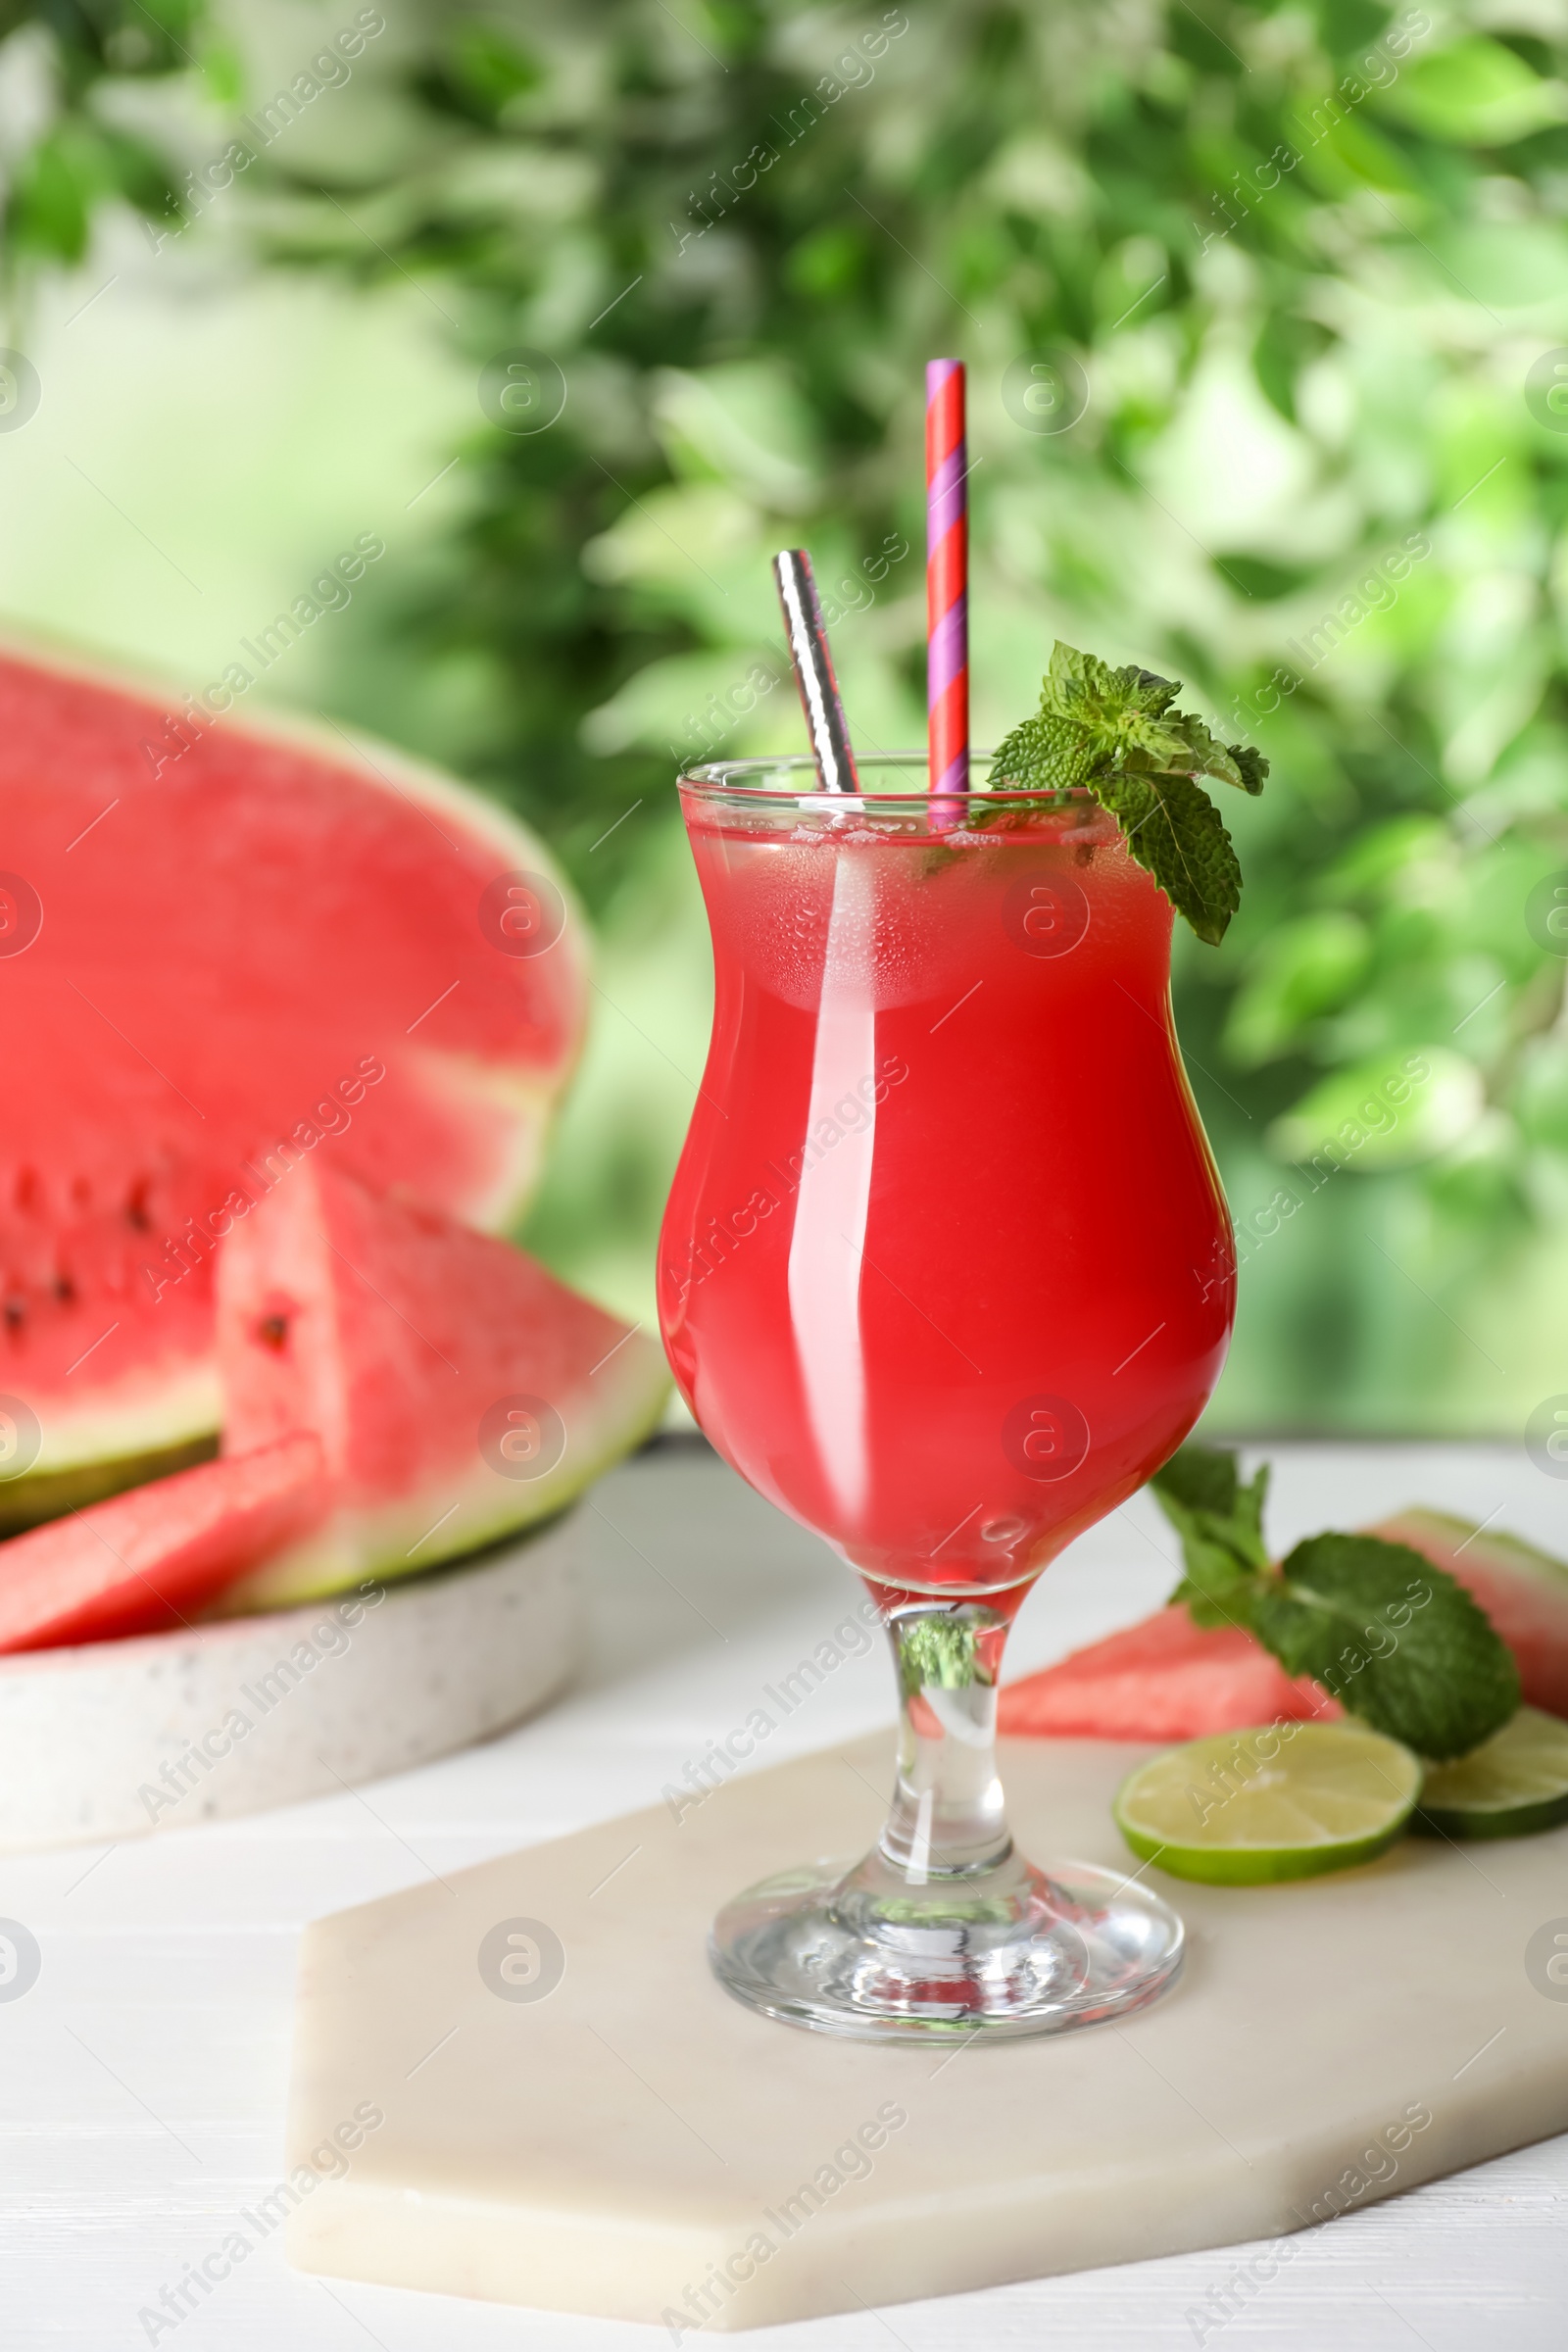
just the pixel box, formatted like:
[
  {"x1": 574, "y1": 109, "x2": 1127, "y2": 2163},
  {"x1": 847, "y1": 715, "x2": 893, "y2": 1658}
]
[{"x1": 0, "y1": 1509, "x2": 585, "y2": 1851}]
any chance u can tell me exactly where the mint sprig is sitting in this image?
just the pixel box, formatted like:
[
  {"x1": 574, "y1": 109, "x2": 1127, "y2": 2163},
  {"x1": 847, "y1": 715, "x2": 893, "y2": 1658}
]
[
  {"x1": 992, "y1": 643, "x2": 1267, "y2": 944},
  {"x1": 1149, "y1": 1445, "x2": 1269, "y2": 1626},
  {"x1": 1149, "y1": 1444, "x2": 1520, "y2": 1760}
]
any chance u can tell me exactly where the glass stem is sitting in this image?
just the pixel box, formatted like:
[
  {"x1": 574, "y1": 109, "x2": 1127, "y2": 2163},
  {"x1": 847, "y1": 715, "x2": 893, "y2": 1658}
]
[{"x1": 877, "y1": 1600, "x2": 1016, "y2": 1882}]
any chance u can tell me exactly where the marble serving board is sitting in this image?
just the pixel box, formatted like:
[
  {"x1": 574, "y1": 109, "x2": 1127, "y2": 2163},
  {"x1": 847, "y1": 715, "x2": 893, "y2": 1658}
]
[
  {"x1": 0, "y1": 1510, "x2": 585, "y2": 1850},
  {"x1": 284, "y1": 1727, "x2": 1568, "y2": 2330}
]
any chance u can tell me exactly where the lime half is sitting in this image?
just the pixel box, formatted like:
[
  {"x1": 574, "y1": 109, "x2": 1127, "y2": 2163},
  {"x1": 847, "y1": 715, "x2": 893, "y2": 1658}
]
[
  {"x1": 1413, "y1": 1706, "x2": 1568, "y2": 1841},
  {"x1": 1113, "y1": 1722, "x2": 1421, "y2": 1886}
]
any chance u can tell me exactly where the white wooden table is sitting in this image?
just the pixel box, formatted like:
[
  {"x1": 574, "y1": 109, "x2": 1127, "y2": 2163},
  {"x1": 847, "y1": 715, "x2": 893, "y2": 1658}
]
[{"x1": 6, "y1": 1439, "x2": 1566, "y2": 2350}]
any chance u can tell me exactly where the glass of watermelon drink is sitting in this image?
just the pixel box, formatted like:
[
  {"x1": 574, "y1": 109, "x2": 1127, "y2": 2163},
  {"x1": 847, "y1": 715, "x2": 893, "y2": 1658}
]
[{"x1": 658, "y1": 755, "x2": 1235, "y2": 2040}]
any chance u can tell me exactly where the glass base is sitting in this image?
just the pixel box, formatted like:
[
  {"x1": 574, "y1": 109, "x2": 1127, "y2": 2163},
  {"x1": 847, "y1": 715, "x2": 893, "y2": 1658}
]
[{"x1": 709, "y1": 1845, "x2": 1184, "y2": 2042}]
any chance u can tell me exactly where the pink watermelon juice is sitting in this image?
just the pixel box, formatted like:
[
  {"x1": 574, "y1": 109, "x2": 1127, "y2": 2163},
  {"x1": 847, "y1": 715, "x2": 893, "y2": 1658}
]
[{"x1": 659, "y1": 778, "x2": 1235, "y2": 1603}]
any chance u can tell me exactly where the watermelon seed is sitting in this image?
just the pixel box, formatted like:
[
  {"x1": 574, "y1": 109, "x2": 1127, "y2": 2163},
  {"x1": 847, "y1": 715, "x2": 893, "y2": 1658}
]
[
  {"x1": 3, "y1": 1297, "x2": 24, "y2": 1329},
  {"x1": 258, "y1": 1314, "x2": 290, "y2": 1350}
]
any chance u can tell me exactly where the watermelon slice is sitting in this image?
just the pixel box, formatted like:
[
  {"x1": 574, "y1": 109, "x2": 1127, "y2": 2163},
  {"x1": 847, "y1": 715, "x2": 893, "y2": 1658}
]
[
  {"x1": 1002, "y1": 1510, "x2": 1568, "y2": 1740},
  {"x1": 0, "y1": 639, "x2": 587, "y2": 1521},
  {"x1": 211, "y1": 1161, "x2": 668, "y2": 1608},
  {"x1": 1370, "y1": 1508, "x2": 1568, "y2": 1720},
  {"x1": 997, "y1": 1606, "x2": 1341, "y2": 1742},
  {"x1": 0, "y1": 1433, "x2": 325, "y2": 1652}
]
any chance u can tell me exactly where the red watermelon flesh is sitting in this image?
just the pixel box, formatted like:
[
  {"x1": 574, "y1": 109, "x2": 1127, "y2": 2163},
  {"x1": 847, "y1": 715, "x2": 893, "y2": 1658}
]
[
  {"x1": 1371, "y1": 1508, "x2": 1568, "y2": 1719},
  {"x1": 0, "y1": 642, "x2": 586, "y2": 1511},
  {"x1": 997, "y1": 1606, "x2": 1341, "y2": 1741},
  {"x1": 212, "y1": 1160, "x2": 669, "y2": 1608},
  {"x1": 0, "y1": 1432, "x2": 324, "y2": 1652}
]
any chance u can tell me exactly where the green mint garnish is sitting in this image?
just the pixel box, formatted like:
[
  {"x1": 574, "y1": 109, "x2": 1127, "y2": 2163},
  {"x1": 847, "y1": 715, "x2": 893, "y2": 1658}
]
[
  {"x1": 1253, "y1": 1534, "x2": 1519, "y2": 1766},
  {"x1": 1149, "y1": 1444, "x2": 1519, "y2": 1760},
  {"x1": 1150, "y1": 1445, "x2": 1270, "y2": 1626},
  {"x1": 992, "y1": 642, "x2": 1267, "y2": 944}
]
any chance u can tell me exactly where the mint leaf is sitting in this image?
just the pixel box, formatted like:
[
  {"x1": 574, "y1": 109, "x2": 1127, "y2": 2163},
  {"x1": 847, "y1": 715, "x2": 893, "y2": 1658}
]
[
  {"x1": 1091, "y1": 767, "x2": 1242, "y2": 946},
  {"x1": 1038, "y1": 644, "x2": 1176, "y2": 721},
  {"x1": 1254, "y1": 1534, "x2": 1520, "y2": 1760},
  {"x1": 1151, "y1": 1442, "x2": 1241, "y2": 1521},
  {"x1": 989, "y1": 710, "x2": 1098, "y2": 794},
  {"x1": 1036, "y1": 647, "x2": 1191, "y2": 770},
  {"x1": 1161, "y1": 710, "x2": 1259, "y2": 795},
  {"x1": 1230, "y1": 742, "x2": 1268, "y2": 795},
  {"x1": 1150, "y1": 1444, "x2": 1271, "y2": 1627},
  {"x1": 1172, "y1": 1556, "x2": 1263, "y2": 1633},
  {"x1": 992, "y1": 641, "x2": 1266, "y2": 942},
  {"x1": 1030, "y1": 644, "x2": 1267, "y2": 799}
]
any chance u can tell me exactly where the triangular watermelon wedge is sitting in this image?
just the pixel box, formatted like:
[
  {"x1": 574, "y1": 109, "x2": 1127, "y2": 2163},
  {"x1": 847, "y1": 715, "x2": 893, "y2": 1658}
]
[
  {"x1": 212, "y1": 1163, "x2": 669, "y2": 1609},
  {"x1": 0, "y1": 1433, "x2": 325, "y2": 1652},
  {"x1": 998, "y1": 1605, "x2": 1340, "y2": 1742}
]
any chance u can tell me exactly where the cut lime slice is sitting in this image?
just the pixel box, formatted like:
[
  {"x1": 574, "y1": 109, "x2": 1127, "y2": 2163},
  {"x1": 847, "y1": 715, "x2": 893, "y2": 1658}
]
[
  {"x1": 1112, "y1": 1722, "x2": 1421, "y2": 1886},
  {"x1": 1413, "y1": 1706, "x2": 1568, "y2": 1840}
]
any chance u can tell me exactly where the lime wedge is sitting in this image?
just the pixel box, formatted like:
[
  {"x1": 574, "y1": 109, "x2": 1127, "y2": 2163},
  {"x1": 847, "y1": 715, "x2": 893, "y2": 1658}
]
[
  {"x1": 1413, "y1": 1706, "x2": 1568, "y2": 1840},
  {"x1": 1112, "y1": 1722, "x2": 1421, "y2": 1886}
]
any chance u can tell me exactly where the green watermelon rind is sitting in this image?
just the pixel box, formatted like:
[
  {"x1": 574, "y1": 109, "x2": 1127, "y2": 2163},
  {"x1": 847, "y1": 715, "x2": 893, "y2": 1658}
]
[
  {"x1": 0, "y1": 1436, "x2": 218, "y2": 1535},
  {"x1": 207, "y1": 1342, "x2": 671, "y2": 1613},
  {"x1": 1374, "y1": 1505, "x2": 1568, "y2": 1592}
]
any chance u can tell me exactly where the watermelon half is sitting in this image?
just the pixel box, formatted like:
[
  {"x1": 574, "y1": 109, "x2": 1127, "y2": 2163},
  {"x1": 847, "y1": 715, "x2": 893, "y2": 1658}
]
[
  {"x1": 0, "y1": 639, "x2": 587, "y2": 1521},
  {"x1": 211, "y1": 1160, "x2": 669, "y2": 1609}
]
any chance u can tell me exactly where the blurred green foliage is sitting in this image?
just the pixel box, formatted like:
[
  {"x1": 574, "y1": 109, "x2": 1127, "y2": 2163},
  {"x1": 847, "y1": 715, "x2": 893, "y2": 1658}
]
[
  {"x1": 0, "y1": 1, "x2": 220, "y2": 271},
  {"x1": 11, "y1": 0, "x2": 1568, "y2": 1431}
]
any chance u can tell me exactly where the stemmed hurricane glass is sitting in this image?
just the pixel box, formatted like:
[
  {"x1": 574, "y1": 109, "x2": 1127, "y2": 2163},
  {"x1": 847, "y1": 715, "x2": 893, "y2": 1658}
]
[{"x1": 657, "y1": 754, "x2": 1236, "y2": 2039}]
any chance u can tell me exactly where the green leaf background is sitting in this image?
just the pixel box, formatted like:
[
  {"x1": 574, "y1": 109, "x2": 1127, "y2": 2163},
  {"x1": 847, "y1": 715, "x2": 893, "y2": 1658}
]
[{"x1": 9, "y1": 0, "x2": 1568, "y2": 1434}]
